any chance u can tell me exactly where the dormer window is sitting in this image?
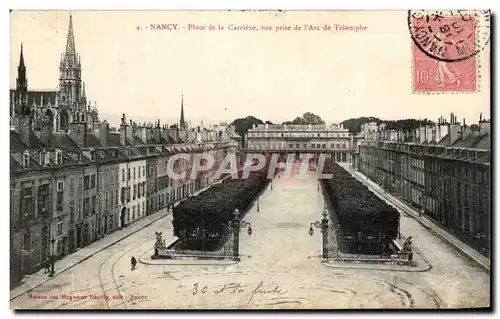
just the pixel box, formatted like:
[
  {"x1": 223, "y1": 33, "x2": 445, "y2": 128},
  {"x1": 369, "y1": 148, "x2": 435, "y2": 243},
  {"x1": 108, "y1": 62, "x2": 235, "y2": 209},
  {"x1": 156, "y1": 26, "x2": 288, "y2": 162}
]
[
  {"x1": 55, "y1": 150, "x2": 62, "y2": 165},
  {"x1": 39, "y1": 152, "x2": 45, "y2": 166},
  {"x1": 23, "y1": 151, "x2": 30, "y2": 168},
  {"x1": 45, "y1": 152, "x2": 50, "y2": 165}
]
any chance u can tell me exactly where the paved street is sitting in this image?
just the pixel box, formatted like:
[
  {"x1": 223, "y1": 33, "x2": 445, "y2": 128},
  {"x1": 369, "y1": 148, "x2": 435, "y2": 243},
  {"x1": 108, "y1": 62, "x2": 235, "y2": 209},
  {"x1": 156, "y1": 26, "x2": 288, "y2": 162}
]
[{"x1": 10, "y1": 163, "x2": 490, "y2": 309}]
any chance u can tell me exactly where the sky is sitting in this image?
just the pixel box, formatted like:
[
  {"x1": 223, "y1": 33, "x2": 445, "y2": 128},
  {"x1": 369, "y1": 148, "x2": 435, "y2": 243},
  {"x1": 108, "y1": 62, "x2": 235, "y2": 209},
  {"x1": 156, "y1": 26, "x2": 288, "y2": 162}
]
[{"x1": 10, "y1": 10, "x2": 491, "y2": 128}]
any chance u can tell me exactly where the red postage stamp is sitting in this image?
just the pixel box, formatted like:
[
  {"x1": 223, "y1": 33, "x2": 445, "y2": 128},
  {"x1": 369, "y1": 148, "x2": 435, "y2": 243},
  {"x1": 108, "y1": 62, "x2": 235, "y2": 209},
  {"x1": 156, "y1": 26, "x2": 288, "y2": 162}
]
[{"x1": 408, "y1": 10, "x2": 489, "y2": 93}]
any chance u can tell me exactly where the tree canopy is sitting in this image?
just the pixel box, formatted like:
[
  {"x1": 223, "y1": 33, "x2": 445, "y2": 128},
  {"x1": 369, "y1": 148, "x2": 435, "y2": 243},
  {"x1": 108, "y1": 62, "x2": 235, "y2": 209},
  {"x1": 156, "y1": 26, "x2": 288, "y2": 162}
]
[
  {"x1": 283, "y1": 112, "x2": 325, "y2": 125},
  {"x1": 340, "y1": 117, "x2": 435, "y2": 134},
  {"x1": 230, "y1": 116, "x2": 265, "y2": 146}
]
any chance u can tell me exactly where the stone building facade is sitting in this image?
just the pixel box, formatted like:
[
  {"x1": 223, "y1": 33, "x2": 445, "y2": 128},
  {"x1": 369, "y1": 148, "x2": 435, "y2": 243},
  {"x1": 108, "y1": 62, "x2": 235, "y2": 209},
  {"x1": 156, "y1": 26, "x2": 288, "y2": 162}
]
[
  {"x1": 357, "y1": 114, "x2": 491, "y2": 253},
  {"x1": 245, "y1": 123, "x2": 355, "y2": 162}
]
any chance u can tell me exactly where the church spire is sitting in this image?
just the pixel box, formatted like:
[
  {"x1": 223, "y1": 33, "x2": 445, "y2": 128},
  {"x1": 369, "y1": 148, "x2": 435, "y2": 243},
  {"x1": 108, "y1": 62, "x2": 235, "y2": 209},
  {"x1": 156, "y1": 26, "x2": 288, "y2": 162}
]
[
  {"x1": 180, "y1": 92, "x2": 186, "y2": 129},
  {"x1": 19, "y1": 43, "x2": 25, "y2": 69},
  {"x1": 17, "y1": 43, "x2": 27, "y2": 90},
  {"x1": 63, "y1": 13, "x2": 77, "y2": 65}
]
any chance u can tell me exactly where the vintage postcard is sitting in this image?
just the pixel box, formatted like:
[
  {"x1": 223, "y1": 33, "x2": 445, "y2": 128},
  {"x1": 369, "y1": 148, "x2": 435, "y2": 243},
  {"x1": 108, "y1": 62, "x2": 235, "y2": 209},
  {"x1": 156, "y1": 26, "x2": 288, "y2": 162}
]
[{"x1": 9, "y1": 10, "x2": 491, "y2": 310}]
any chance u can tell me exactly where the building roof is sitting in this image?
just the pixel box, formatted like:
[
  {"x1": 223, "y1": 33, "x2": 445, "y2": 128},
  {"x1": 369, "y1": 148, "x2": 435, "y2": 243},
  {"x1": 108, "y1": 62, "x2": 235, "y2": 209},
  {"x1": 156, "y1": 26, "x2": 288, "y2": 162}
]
[
  {"x1": 473, "y1": 133, "x2": 490, "y2": 150},
  {"x1": 450, "y1": 132, "x2": 490, "y2": 150}
]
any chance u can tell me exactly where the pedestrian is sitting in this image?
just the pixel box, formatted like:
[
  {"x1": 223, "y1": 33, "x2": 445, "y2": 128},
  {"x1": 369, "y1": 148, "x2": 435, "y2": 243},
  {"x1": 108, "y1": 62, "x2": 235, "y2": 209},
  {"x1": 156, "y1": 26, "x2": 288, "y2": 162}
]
[
  {"x1": 131, "y1": 256, "x2": 137, "y2": 271},
  {"x1": 44, "y1": 257, "x2": 51, "y2": 274}
]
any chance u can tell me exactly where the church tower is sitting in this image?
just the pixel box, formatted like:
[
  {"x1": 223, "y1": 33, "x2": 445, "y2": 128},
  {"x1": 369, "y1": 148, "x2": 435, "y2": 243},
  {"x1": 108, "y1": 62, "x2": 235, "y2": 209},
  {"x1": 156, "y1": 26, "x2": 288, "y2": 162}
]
[
  {"x1": 14, "y1": 43, "x2": 28, "y2": 117},
  {"x1": 179, "y1": 93, "x2": 186, "y2": 129},
  {"x1": 57, "y1": 14, "x2": 85, "y2": 132}
]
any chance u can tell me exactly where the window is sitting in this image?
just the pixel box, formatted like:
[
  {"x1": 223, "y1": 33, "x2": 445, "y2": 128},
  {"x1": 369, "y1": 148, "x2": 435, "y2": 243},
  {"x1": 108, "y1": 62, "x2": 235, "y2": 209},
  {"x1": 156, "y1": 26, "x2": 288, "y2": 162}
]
[
  {"x1": 70, "y1": 201, "x2": 75, "y2": 224},
  {"x1": 22, "y1": 186, "x2": 33, "y2": 220},
  {"x1": 122, "y1": 169, "x2": 125, "y2": 182},
  {"x1": 115, "y1": 190, "x2": 119, "y2": 206},
  {"x1": 23, "y1": 232, "x2": 31, "y2": 250},
  {"x1": 57, "y1": 221, "x2": 63, "y2": 236},
  {"x1": 56, "y1": 190, "x2": 63, "y2": 211},
  {"x1": 70, "y1": 178, "x2": 75, "y2": 195},
  {"x1": 91, "y1": 174, "x2": 96, "y2": 189},
  {"x1": 83, "y1": 198, "x2": 90, "y2": 216},
  {"x1": 105, "y1": 192, "x2": 109, "y2": 210},
  {"x1": 57, "y1": 181, "x2": 64, "y2": 191},
  {"x1": 91, "y1": 195, "x2": 96, "y2": 213},
  {"x1": 39, "y1": 152, "x2": 45, "y2": 166},
  {"x1": 23, "y1": 151, "x2": 30, "y2": 167},
  {"x1": 56, "y1": 151, "x2": 62, "y2": 165},
  {"x1": 133, "y1": 184, "x2": 137, "y2": 199},
  {"x1": 38, "y1": 184, "x2": 50, "y2": 217},
  {"x1": 128, "y1": 169, "x2": 131, "y2": 180},
  {"x1": 322, "y1": 144, "x2": 326, "y2": 149},
  {"x1": 84, "y1": 176, "x2": 90, "y2": 189}
]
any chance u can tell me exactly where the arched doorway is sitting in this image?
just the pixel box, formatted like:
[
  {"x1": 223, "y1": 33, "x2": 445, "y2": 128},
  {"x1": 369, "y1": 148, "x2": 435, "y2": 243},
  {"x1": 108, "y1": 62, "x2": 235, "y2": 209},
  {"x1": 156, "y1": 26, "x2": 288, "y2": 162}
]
[
  {"x1": 60, "y1": 109, "x2": 69, "y2": 132},
  {"x1": 120, "y1": 207, "x2": 127, "y2": 228}
]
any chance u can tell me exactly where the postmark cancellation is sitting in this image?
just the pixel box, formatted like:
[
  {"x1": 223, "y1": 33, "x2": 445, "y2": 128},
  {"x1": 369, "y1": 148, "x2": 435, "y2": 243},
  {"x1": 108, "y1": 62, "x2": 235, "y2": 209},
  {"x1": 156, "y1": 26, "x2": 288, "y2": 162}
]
[{"x1": 408, "y1": 10, "x2": 490, "y2": 94}]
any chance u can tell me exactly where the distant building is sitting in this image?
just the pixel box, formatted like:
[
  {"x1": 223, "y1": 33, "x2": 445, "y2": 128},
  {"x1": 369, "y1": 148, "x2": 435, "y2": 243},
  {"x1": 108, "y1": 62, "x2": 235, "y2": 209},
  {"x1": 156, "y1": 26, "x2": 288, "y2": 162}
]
[
  {"x1": 357, "y1": 113, "x2": 491, "y2": 253},
  {"x1": 245, "y1": 123, "x2": 356, "y2": 162}
]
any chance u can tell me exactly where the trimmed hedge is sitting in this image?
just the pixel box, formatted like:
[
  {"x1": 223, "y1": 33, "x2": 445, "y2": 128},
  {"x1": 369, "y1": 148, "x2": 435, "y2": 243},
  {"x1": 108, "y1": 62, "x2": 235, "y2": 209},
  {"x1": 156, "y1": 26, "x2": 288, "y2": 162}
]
[
  {"x1": 322, "y1": 160, "x2": 400, "y2": 243},
  {"x1": 172, "y1": 162, "x2": 270, "y2": 250}
]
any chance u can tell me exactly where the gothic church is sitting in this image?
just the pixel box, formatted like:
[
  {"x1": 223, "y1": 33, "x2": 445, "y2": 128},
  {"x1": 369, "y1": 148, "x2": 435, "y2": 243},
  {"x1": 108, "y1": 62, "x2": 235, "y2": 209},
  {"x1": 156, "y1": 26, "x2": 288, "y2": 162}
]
[{"x1": 10, "y1": 14, "x2": 99, "y2": 133}]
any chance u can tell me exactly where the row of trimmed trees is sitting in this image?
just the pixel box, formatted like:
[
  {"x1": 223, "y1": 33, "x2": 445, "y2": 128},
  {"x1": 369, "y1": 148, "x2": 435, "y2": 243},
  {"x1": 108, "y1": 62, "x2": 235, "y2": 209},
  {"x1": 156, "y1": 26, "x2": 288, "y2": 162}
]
[
  {"x1": 172, "y1": 161, "x2": 271, "y2": 250},
  {"x1": 322, "y1": 160, "x2": 400, "y2": 249}
]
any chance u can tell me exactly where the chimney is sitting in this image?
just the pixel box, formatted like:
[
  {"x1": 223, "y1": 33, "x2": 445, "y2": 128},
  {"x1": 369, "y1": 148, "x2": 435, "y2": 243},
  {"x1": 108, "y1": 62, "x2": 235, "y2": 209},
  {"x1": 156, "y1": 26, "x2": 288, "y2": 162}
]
[
  {"x1": 479, "y1": 120, "x2": 490, "y2": 136},
  {"x1": 265, "y1": 123, "x2": 269, "y2": 130},
  {"x1": 153, "y1": 125, "x2": 161, "y2": 144},
  {"x1": 120, "y1": 114, "x2": 128, "y2": 146},
  {"x1": 69, "y1": 121, "x2": 88, "y2": 148},
  {"x1": 479, "y1": 112, "x2": 483, "y2": 123},
  {"x1": 14, "y1": 117, "x2": 32, "y2": 148},
  {"x1": 284, "y1": 123, "x2": 287, "y2": 130},
  {"x1": 100, "y1": 121, "x2": 109, "y2": 147},
  {"x1": 252, "y1": 124, "x2": 256, "y2": 129},
  {"x1": 448, "y1": 122, "x2": 461, "y2": 145},
  {"x1": 450, "y1": 112, "x2": 453, "y2": 125},
  {"x1": 35, "y1": 116, "x2": 54, "y2": 146},
  {"x1": 139, "y1": 126, "x2": 147, "y2": 144}
]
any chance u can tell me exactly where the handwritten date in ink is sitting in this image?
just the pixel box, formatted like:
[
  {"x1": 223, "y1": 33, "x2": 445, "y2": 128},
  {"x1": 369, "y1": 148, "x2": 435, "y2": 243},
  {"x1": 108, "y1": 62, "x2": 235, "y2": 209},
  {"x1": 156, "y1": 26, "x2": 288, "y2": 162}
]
[{"x1": 192, "y1": 281, "x2": 288, "y2": 304}]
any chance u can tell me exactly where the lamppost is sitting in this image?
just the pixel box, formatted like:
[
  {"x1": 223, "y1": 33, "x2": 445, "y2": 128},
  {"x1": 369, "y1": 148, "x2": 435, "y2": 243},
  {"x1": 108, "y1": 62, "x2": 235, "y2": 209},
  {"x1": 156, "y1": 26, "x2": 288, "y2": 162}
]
[
  {"x1": 49, "y1": 238, "x2": 56, "y2": 277},
  {"x1": 309, "y1": 207, "x2": 330, "y2": 260},
  {"x1": 232, "y1": 208, "x2": 253, "y2": 261},
  {"x1": 418, "y1": 195, "x2": 423, "y2": 217}
]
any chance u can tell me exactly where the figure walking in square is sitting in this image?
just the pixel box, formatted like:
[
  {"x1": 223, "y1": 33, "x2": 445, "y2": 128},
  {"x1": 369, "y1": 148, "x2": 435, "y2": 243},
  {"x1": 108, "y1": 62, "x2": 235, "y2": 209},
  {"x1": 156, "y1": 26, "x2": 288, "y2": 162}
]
[{"x1": 131, "y1": 256, "x2": 137, "y2": 271}]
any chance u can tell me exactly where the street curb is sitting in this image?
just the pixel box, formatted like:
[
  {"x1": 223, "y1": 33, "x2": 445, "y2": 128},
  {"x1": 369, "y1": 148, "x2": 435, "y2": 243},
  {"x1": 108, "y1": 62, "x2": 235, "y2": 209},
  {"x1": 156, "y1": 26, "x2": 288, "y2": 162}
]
[
  {"x1": 10, "y1": 210, "x2": 173, "y2": 301},
  {"x1": 322, "y1": 261, "x2": 432, "y2": 273}
]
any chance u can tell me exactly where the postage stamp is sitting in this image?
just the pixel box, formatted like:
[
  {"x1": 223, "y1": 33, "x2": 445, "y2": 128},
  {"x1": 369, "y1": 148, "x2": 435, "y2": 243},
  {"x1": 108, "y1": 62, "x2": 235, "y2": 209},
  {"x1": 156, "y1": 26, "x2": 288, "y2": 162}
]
[{"x1": 408, "y1": 10, "x2": 490, "y2": 94}]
